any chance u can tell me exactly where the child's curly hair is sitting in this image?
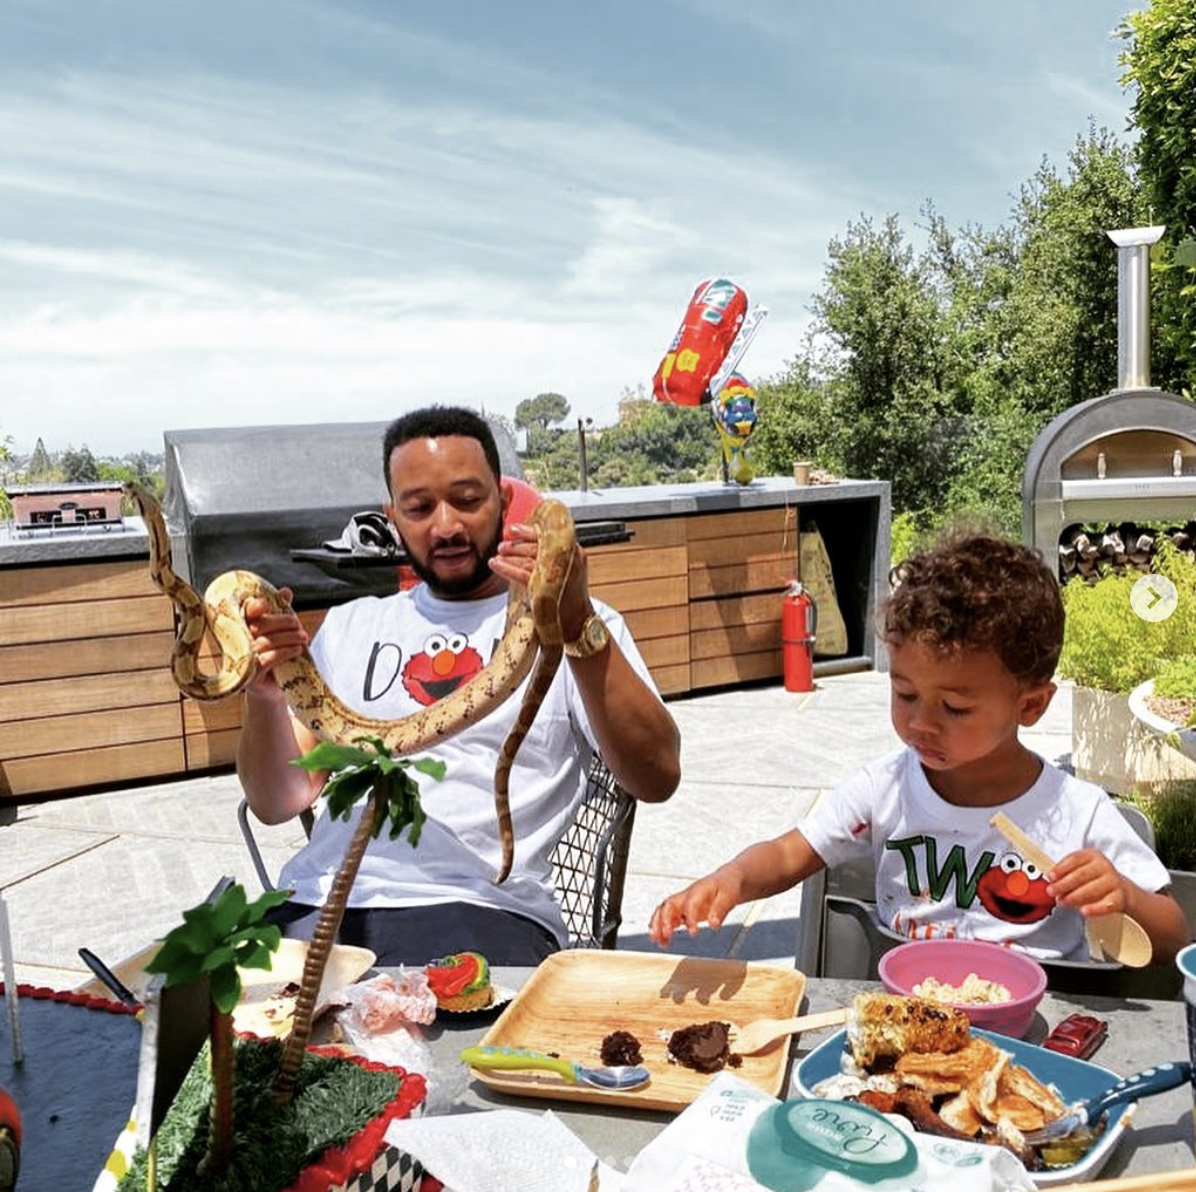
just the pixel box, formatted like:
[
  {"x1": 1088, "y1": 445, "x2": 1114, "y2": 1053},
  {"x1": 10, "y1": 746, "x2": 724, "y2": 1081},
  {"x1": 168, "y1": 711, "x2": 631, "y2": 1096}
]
[{"x1": 884, "y1": 533, "x2": 1064, "y2": 685}]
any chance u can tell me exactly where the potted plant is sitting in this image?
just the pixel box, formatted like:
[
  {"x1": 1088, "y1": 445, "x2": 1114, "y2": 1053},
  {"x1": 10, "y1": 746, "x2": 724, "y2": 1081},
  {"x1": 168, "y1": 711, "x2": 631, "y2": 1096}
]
[
  {"x1": 1057, "y1": 538, "x2": 1196, "y2": 793},
  {"x1": 1128, "y1": 653, "x2": 1196, "y2": 763}
]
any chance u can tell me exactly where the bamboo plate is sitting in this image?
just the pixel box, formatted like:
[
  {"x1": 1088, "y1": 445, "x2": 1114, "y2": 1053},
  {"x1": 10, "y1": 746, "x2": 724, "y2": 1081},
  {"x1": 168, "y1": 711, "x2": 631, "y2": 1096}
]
[
  {"x1": 470, "y1": 949, "x2": 807, "y2": 1112},
  {"x1": 232, "y1": 939, "x2": 376, "y2": 1038}
]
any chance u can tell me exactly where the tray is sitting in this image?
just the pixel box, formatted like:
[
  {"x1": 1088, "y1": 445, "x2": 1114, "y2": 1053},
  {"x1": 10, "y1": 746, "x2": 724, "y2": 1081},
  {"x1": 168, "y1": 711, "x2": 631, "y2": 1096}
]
[
  {"x1": 233, "y1": 940, "x2": 376, "y2": 1037},
  {"x1": 795, "y1": 1027, "x2": 1136, "y2": 1188},
  {"x1": 471, "y1": 949, "x2": 807, "y2": 1112}
]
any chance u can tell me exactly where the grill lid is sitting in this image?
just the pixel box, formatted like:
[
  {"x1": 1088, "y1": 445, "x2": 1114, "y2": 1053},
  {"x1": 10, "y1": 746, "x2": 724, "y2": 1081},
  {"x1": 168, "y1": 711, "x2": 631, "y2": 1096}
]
[{"x1": 163, "y1": 420, "x2": 522, "y2": 607}]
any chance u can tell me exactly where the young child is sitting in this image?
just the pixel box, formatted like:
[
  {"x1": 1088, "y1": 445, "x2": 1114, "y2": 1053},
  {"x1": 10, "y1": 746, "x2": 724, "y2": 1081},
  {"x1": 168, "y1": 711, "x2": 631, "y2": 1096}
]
[{"x1": 650, "y1": 533, "x2": 1188, "y2": 963}]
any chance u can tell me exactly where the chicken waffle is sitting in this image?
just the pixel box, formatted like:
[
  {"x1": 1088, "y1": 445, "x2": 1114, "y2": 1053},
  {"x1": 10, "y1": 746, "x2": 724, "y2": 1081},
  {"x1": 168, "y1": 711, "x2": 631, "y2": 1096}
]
[
  {"x1": 846, "y1": 991, "x2": 972, "y2": 1067},
  {"x1": 828, "y1": 993, "x2": 1068, "y2": 1164}
]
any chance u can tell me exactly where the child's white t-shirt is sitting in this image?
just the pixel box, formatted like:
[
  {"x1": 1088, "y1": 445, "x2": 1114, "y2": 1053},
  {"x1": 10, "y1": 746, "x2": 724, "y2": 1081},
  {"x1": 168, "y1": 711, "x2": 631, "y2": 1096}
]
[{"x1": 800, "y1": 746, "x2": 1171, "y2": 961}]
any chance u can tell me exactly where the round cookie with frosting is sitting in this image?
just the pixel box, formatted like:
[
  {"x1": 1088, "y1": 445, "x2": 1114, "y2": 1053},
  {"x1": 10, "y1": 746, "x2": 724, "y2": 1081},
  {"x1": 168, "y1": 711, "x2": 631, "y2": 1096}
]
[{"x1": 425, "y1": 951, "x2": 492, "y2": 1012}]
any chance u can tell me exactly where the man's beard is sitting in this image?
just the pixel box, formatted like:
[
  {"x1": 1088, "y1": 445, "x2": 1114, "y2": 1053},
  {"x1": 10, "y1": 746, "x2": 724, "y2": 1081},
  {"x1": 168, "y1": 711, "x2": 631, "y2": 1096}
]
[{"x1": 405, "y1": 523, "x2": 503, "y2": 597}]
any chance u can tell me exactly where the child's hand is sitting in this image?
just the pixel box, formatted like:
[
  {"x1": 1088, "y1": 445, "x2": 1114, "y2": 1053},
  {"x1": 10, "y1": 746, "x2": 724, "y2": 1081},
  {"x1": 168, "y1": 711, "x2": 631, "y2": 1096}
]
[
  {"x1": 1046, "y1": 848, "x2": 1130, "y2": 917},
  {"x1": 649, "y1": 869, "x2": 744, "y2": 947}
]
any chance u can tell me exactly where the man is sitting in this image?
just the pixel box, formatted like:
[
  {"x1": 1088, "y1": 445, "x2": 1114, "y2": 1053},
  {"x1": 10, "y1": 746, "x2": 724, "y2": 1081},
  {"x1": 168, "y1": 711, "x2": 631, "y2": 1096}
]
[{"x1": 238, "y1": 405, "x2": 681, "y2": 964}]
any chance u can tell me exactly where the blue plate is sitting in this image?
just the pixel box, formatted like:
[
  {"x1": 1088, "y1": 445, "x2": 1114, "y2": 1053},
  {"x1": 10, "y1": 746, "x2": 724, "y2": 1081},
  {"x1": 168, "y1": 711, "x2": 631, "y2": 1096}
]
[{"x1": 793, "y1": 1028, "x2": 1134, "y2": 1188}]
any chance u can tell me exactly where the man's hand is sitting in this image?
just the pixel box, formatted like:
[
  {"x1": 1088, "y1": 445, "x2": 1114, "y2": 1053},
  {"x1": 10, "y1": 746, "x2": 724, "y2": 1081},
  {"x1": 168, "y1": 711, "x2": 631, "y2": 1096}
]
[
  {"x1": 492, "y1": 523, "x2": 592, "y2": 642},
  {"x1": 242, "y1": 587, "x2": 308, "y2": 691}
]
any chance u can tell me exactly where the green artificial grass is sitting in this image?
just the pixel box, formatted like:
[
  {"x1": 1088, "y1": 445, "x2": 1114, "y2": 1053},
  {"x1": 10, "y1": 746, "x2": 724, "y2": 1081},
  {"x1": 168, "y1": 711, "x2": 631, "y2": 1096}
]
[{"x1": 116, "y1": 1037, "x2": 401, "y2": 1192}]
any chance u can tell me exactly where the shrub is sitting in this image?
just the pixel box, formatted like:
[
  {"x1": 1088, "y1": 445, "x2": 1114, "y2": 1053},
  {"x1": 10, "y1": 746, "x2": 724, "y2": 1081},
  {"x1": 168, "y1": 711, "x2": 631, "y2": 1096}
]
[
  {"x1": 1057, "y1": 540, "x2": 1196, "y2": 693},
  {"x1": 1125, "y1": 781, "x2": 1196, "y2": 872},
  {"x1": 1153, "y1": 654, "x2": 1196, "y2": 715}
]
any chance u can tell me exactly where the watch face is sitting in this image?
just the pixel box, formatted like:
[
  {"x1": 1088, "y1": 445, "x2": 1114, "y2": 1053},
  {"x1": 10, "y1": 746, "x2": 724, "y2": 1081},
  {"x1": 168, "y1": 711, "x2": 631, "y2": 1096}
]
[{"x1": 568, "y1": 613, "x2": 610, "y2": 657}]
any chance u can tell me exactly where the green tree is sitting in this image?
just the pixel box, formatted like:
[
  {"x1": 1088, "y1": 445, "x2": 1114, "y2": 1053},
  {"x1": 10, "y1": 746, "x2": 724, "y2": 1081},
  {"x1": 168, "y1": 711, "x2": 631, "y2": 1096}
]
[
  {"x1": 27, "y1": 437, "x2": 54, "y2": 480},
  {"x1": 754, "y1": 126, "x2": 1145, "y2": 536},
  {"x1": 515, "y1": 392, "x2": 571, "y2": 452},
  {"x1": 593, "y1": 404, "x2": 718, "y2": 485},
  {"x1": 937, "y1": 127, "x2": 1147, "y2": 530},
  {"x1": 811, "y1": 213, "x2": 958, "y2": 515},
  {"x1": 752, "y1": 354, "x2": 836, "y2": 477},
  {"x1": 144, "y1": 884, "x2": 290, "y2": 1176},
  {"x1": 272, "y1": 738, "x2": 443, "y2": 1103},
  {"x1": 523, "y1": 402, "x2": 719, "y2": 489},
  {"x1": 1119, "y1": 0, "x2": 1196, "y2": 394},
  {"x1": 0, "y1": 429, "x2": 11, "y2": 519},
  {"x1": 1002, "y1": 126, "x2": 1153, "y2": 417},
  {"x1": 61, "y1": 443, "x2": 101, "y2": 483}
]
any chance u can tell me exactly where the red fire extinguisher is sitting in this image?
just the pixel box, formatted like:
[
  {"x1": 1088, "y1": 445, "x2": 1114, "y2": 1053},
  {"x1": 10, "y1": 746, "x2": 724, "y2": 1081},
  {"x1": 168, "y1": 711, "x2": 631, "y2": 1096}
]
[{"x1": 782, "y1": 581, "x2": 818, "y2": 693}]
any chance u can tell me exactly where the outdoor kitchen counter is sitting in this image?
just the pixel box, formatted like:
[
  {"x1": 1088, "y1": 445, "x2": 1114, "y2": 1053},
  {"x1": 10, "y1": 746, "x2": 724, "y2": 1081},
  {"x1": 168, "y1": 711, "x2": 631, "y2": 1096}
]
[
  {"x1": 552, "y1": 475, "x2": 887, "y2": 520},
  {"x1": 0, "y1": 515, "x2": 149, "y2": 566},
  {"x1": 0, "y1": 474, "x2": 890, "y2": 800},
  {"x1": 429, "y1": 969, "x2": 1195, "y2": 1181}
]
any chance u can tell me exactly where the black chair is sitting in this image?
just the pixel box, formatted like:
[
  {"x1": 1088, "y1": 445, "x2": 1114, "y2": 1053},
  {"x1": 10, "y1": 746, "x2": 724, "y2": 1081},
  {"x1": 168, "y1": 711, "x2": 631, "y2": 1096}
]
[{"x1": 237, "y1": 751, "x2": 637, "y2": 951}]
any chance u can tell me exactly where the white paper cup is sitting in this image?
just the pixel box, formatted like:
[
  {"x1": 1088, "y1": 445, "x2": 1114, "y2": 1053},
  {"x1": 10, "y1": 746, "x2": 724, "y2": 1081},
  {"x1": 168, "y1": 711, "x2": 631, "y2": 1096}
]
[{"x1": 1176, "y1": 943, "x2": 1196, "y2": 1103}]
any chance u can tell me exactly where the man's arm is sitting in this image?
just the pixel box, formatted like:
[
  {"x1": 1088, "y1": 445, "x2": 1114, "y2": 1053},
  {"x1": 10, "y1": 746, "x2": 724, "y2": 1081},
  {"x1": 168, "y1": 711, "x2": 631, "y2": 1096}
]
[
  {"x1": 493, "y1": 532, "x2": 681, "y2": 804},
  {"x1": 235, "y1": 591, "x2": 326, "y2": 826},
  {"x1": 562, "y1": 622, "x2": 680, "y2": 803}
]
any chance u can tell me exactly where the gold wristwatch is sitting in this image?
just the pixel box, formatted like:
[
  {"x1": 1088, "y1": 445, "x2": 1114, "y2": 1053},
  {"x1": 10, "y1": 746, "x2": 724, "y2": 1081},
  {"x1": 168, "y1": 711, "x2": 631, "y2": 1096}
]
[{"x1": 563, "y1": 611, "x2": 611, "y2": 659}]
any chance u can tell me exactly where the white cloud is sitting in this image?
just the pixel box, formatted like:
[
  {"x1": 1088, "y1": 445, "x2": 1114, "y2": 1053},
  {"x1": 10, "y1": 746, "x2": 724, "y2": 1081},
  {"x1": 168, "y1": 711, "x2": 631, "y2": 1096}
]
[{"x1": 0, "y1": 0, "x2": 1136, "y2": 459}]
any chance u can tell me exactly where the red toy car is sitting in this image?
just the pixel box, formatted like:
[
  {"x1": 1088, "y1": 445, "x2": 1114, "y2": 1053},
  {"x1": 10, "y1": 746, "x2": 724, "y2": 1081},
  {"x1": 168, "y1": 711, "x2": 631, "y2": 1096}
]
[
  {"x1": 0, "y1": 1088, "x2": 19, "y2": 1192},
  {"x1": 1042, "y1": 1013, "x2": 1108, "y2": 1060}
]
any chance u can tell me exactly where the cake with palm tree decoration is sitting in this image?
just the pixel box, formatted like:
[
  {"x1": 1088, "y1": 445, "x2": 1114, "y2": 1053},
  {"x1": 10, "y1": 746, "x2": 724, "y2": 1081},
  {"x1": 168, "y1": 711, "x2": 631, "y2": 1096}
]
[{"x1": 102, "y1": 739, "x2": 443, "y2": 1192}]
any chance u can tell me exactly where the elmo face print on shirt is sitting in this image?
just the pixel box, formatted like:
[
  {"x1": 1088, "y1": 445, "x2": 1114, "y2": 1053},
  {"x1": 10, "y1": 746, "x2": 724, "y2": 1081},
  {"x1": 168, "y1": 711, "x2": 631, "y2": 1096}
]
[
  {"x1": 886, "y1": 836, "x2": 1055, "y2": 926},
  {"x1": 975, "y1": 851, "x2": 1054, "y2": 924},
  {"x1": 402, "y1": 632, "x2": 486, "y2": 706}
]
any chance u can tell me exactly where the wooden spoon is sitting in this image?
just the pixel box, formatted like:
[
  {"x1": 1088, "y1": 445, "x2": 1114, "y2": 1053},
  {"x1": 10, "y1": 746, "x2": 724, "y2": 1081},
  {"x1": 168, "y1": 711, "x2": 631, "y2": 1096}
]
[
  {"x1": 732, "y1": 1006, "x2": 849, "y2": 1055},
  {"x1": 990, "y1": 813, "x2": 1153, "y2": 968}
]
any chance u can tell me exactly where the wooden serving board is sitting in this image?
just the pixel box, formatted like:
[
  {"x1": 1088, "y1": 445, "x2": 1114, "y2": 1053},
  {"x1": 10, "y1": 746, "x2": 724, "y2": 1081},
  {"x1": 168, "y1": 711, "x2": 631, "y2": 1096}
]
[{"x1": 472, "y1": 949, "x2": 806, "y2": 1112}]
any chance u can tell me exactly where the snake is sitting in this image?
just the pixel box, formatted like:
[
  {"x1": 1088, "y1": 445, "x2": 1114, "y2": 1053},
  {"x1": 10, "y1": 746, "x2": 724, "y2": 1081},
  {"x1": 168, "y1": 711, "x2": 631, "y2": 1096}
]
[{"x1": 124, "y1": 481, "x2": 577, "y2": 883}]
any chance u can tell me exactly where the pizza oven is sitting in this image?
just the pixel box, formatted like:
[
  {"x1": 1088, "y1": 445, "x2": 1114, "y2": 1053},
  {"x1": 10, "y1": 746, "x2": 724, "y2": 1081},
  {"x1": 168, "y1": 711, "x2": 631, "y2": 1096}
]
[{"x1": 1023, "y1": 226, "x2": 1196, "y2": 577}]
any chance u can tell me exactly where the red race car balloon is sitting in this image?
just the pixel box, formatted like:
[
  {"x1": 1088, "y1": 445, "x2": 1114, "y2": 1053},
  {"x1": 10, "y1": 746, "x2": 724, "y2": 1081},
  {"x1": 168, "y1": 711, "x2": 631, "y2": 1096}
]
[{"x1": 653, "y1": 278, "x2": 749, "y2": 407}]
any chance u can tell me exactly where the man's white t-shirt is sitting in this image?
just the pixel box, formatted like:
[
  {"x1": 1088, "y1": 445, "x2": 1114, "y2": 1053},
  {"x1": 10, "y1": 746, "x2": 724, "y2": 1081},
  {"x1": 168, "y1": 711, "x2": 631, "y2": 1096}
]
[
  {"x1": 800, "y1": 746, "x2": 1171, "y2": 960},
  {"x1": 276, "y1": 583, "x2": 656, "y2": 945}
]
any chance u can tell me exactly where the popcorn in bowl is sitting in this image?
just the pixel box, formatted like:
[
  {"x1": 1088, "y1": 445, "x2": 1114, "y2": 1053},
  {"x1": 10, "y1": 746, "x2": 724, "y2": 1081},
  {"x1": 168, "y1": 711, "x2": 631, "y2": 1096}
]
[{"x1": 912, "y1": 972, "x2": 1013, "y2": 1005}]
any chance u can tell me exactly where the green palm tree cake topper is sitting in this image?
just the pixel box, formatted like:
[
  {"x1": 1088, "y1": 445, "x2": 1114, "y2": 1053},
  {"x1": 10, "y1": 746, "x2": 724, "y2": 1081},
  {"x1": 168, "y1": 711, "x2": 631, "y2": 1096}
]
[
  {"x1": 144, "y1": 883, "x2": 290, "y2": 1177},
  {"x1": 132, "y1": 737, "x2": 443, "y2": 1184}
]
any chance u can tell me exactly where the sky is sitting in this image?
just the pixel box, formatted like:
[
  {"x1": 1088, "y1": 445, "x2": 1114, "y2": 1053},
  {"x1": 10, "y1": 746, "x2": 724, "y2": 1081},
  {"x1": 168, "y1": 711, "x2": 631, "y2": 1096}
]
[{"x1": 1, "y1": 0, "x2": 1138, "y2": 457}]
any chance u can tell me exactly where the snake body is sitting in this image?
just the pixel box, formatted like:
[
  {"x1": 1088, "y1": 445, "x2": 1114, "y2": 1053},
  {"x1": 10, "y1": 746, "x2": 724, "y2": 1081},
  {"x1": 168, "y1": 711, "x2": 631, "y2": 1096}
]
[{"x1": 125, "y1": 482, "x2": 576, "y2": 882}]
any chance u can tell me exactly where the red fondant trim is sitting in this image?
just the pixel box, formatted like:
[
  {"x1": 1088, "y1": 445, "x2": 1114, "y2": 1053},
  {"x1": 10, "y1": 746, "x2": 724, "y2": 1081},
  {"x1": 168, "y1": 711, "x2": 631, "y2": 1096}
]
[
  {"x1": 276, "y1": 1048, "x2": 427, "y2": 1192},
  {"x1": 0, "y1": 981, "x2": 140, "y2": 1015}
]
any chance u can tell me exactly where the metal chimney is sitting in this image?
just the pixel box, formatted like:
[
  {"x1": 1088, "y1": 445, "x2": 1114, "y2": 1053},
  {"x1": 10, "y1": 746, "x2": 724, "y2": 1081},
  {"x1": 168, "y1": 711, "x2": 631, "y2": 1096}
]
[{"x1": 1106, "y1": 225, "x2": 1165, "y2": 390}]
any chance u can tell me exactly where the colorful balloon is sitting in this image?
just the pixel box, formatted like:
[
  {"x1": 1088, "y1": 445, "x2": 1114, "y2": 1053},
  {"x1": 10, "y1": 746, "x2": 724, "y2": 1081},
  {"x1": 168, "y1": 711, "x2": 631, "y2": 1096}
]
[
  {"x1": 652, "y1": 278, "x2": 750, "y2": 407},
  {"x1": 712, "y1": 373, "x2": 759, "y2": 486}
]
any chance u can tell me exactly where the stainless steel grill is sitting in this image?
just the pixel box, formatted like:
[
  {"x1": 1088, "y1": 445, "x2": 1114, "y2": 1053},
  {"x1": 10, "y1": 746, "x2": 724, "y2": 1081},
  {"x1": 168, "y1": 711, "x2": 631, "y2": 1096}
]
[
  {"x1": 1023, "y1": 227, "x2": 1196, "y2": 570},
  {"x1": 163, "y1": 419, "x2": 523, "y2": 609},
  {"x1": 162, "y1": 419, "x2": 628, "y2": 610}
]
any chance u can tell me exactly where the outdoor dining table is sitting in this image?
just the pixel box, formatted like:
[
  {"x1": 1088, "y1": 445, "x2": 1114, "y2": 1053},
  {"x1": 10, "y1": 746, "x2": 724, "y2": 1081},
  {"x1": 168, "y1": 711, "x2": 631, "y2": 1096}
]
[{"x1": 421, "y1": 967, "x2": 1196, "y2": 1182}]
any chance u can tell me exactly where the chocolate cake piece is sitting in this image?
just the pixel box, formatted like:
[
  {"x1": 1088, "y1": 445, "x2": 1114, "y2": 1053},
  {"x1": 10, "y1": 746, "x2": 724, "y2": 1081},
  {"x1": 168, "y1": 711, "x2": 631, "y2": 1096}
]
[
  {"x1": 667, "y1": 1020, "x2": 732, "y2": 1073},
  {"x1": 600, "y1": 1029, "x2": 643, "y2": 1066}
]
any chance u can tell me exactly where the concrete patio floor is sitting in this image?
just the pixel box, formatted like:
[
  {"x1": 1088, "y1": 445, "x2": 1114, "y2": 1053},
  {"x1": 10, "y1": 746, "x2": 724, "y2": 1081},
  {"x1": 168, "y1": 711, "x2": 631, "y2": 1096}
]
[{"x1": 1, "y1": 670, "x2": 1073, "y2": 991}]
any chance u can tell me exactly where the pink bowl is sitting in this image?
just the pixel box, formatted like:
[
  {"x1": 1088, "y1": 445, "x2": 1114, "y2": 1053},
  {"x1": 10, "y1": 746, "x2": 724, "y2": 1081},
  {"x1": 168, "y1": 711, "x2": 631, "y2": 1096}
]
[{"x1": 878, "y1": 939, "x2": 1047, "y2": 1037}]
